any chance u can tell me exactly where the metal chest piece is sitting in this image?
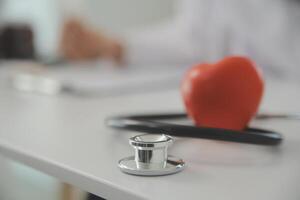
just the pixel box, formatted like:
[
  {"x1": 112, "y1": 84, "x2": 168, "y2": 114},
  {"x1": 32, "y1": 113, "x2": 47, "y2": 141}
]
[{"x1": 118, "y1": 134, "x2": 185, "y2": 176}]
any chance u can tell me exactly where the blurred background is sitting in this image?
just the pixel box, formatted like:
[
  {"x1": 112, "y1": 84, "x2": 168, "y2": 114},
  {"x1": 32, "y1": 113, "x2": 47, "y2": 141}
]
[
  {"x1": 0, "y1": 0, "x2": 176, "y2": 60},
  {"x1": 0, "y1": 0, "x2": 299, "y2": 199},
  {"x1": 0, "y1": 1, "x2": 176, "y2": 200}
]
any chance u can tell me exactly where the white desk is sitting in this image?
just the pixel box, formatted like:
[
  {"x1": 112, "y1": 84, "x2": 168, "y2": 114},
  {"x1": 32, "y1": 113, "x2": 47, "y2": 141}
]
[{"x1": 0, "y1": 66, "x2": 300, "y2": 200}]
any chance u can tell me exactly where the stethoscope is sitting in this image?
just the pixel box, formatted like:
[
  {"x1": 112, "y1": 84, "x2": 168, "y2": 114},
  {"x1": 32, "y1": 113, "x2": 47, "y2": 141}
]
[
  {"x1": 107, "y1": 112, "x2": 287, "y2": 145},
  {"x1": 107, "y1": 112, "x2": 299, "y2": 176}
]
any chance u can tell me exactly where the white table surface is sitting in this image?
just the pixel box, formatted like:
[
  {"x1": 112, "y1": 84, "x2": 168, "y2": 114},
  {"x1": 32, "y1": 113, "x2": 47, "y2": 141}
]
[{"x1": 0, "y1": 65, "x2": 300, "y2": 200}]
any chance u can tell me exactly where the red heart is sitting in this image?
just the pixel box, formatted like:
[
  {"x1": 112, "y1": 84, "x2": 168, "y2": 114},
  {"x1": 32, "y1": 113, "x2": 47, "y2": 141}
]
[{"x1": 181, "y1": 56, "x2": 264, "y2": 130}]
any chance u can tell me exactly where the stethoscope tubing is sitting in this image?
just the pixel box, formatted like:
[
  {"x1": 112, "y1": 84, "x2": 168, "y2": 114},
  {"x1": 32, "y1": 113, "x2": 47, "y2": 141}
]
[{"x1": 106, "y1": 113, "x2": 283, "y2": 146}]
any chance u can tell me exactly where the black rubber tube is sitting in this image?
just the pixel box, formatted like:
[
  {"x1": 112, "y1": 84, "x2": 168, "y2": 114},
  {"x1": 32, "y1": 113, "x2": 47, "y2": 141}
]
[{"x1": 106, "y1": 113, "x2": 283, "y2": 145}]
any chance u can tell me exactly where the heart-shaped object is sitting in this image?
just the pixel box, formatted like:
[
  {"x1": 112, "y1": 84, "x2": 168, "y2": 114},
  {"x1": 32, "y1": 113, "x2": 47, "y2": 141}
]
[{"x1": 181, "y1": 56, "x2": 264, "y2": 130}]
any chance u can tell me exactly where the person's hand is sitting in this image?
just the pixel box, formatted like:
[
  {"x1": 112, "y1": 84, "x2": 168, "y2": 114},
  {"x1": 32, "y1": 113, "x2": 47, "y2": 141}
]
[{"x1": 60, "y1": 19, "x2": 123, "y2": 63}]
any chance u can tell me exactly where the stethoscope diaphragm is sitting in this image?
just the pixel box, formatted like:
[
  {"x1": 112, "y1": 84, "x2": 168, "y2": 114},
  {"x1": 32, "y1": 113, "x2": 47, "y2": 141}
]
[{"x1": 118, "y1": 134, "x2": 185, "y2": 176}]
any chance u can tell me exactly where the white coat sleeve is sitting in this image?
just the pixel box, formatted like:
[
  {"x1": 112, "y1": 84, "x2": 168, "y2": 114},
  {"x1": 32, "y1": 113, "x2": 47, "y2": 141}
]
[
  {"x1": 124, "y1": 0, "x2": 300, "y2": 79},
  {"x1": 124, "y1": 0, "x2": 216, "y2": 66}
]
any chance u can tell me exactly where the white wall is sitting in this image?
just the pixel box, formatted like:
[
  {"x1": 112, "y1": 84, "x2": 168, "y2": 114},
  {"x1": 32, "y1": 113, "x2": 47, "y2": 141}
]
[{"x1": 84, "y1": 0, "x2": 176, "y2": 32}]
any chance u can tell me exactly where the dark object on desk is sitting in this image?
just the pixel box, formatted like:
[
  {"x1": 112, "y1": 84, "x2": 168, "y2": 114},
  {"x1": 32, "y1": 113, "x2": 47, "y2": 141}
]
[
  {"x1": 0, "y1": 25, "x2": 35, "y2": 59},
  {"x1": 107, "y1": 113, "x2": 283, "y2": 145},
  {"x1": 87, "y1": 193, "x2": 105, "y2": 200}
]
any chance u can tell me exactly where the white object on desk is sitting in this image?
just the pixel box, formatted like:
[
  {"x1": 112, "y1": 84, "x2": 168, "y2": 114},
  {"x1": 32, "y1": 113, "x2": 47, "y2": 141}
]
[{"x1": 8, "y1": 61, "x2": 184, "y2": 96}]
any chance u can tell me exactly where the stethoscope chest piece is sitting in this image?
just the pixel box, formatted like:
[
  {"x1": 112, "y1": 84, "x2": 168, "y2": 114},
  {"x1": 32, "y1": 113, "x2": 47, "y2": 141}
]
[{"x1": 118, "y1": 134, "x2": 185, "y2": 176}]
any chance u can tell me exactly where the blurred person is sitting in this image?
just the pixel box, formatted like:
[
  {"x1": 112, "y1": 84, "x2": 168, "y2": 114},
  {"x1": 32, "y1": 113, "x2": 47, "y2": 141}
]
[{"x1": 60, "y1": 0, "x2": 300, "y2": 79}]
